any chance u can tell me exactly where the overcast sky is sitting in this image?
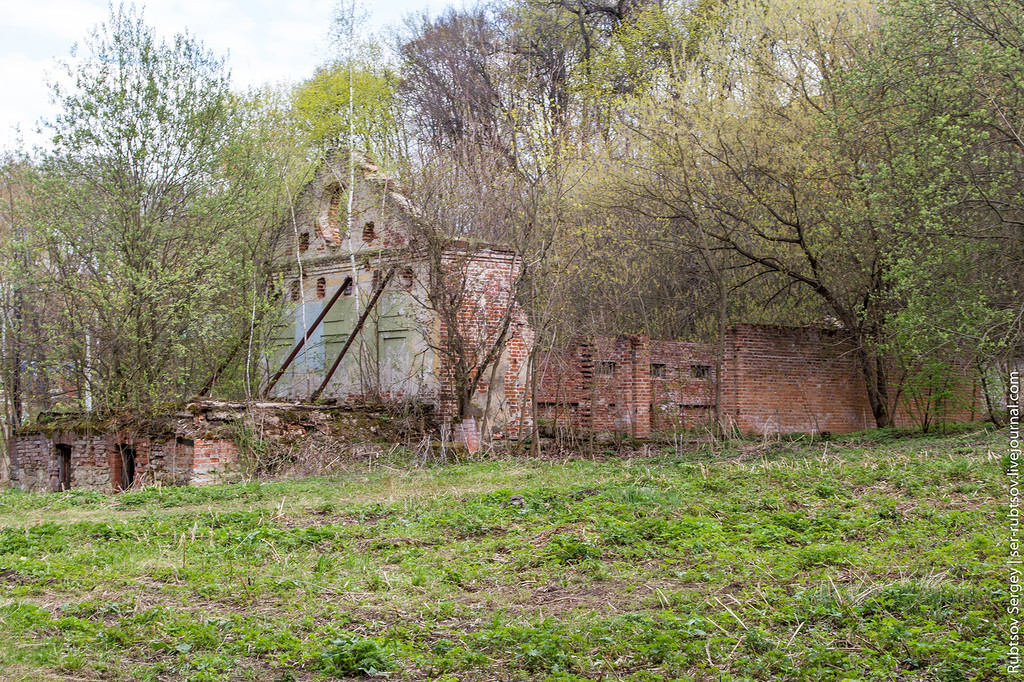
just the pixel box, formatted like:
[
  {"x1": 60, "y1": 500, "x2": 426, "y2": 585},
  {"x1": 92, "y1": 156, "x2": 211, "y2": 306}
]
[{"x1": 0, "y1": 0, "x2": 434, "y2": 151}]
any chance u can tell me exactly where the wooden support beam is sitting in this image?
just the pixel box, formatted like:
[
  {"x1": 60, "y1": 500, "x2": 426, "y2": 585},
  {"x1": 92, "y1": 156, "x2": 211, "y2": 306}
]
[
  {"x1": 310, "y1": 267, "x2": 395, "y2": 402},
  {"x1": 263, "y1": 276, "x2": 352, "y2": 398}
]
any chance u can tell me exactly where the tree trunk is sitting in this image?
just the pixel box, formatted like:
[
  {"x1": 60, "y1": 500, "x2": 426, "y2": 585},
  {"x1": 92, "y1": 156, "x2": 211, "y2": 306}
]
[{"x1": 857, "y1": 343, "x2": 893, "y2": 428}]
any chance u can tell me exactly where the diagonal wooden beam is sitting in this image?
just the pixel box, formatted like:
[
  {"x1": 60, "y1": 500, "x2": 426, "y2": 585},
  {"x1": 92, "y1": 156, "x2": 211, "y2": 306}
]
[
  {"x1": 310, "y1": 267, "x2": 396, "y2": 402},
  {"x1": 263, "y1": 275, "x2": 353, "y2": 398}
]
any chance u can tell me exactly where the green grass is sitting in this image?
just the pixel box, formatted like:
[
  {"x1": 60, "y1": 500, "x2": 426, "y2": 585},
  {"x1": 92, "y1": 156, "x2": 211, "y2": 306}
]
[{"x1": 0, "y1": 426, "x2": 1010, "y2": 680}]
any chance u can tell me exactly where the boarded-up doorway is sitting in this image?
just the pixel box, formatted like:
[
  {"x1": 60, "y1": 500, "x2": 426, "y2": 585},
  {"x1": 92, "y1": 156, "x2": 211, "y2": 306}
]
[
  {"x1": 116, "y1": 445, "x2": 137, "y2": 491},
  {"x1": 55, "y1": 444, "x2": 71, "y2": 492}
]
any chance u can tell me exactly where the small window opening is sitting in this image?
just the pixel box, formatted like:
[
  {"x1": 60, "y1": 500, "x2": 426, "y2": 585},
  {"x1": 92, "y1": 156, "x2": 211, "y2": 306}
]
[
  {"x1": 341, "y1": 278, "x2": 354, "y2": 297},
  {"x1": 399, "y1": 267, "x2": 415, "y2": 290},
  {"x1": 316, "y1": 277, "x2": 326, "y2": 299},
  {"x1": 691, "y1": 365, "x2": 712, "y2": 379},
  {"x1": 56, "y1": 444, "x2": 71, "y2": 492},
  {"x1": 299, "y1": 232, "x2": 310, "y2": 251},
  {"x1": 363, "y1": 221, "x2": 376, "y2": 242},
  {"x1": 597, "y1": 361, "x2": 616, "y2": 376},
  {"x1": 117, "y1": 445, "x2": 136, "y2": 492},
  {"x1": 651, "y1": 363, "x2": 666, "y2": 378},
  {"x1": 290, "y1": 280, "x2": 301, "y2": 302}
]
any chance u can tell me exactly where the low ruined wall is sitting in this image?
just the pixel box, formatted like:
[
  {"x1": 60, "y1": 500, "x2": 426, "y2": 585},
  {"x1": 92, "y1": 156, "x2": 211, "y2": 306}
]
[
  {"x1": 535, "y1": 326, "x2": 986, "y2": 438},
  {"x1": 721, "y1": 325, "x2": 875, "y2": 435},
  {"x1": 11, "y1": 432, "x2": 118, "y2": 493},
  {"x1": 191, "y1": 439, "x2": 241, "y2": 486},
  {"x1": 10, "y1": 425, "x2": 239, "y2": 493}
]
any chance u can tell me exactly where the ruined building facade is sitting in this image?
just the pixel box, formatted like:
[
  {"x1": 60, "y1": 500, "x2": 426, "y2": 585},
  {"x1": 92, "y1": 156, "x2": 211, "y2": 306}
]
[
  {"x1": 537, "y1": 325, "x2": 985, "y2": 437},
  {"x1": 264, "y1": 153, "x2": 533, "y2": 440}
]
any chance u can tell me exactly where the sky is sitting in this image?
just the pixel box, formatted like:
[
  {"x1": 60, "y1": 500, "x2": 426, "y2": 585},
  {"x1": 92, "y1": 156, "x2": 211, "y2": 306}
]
[{"x1": 0, "y1": 0, "x2": 434, "y2": 151}]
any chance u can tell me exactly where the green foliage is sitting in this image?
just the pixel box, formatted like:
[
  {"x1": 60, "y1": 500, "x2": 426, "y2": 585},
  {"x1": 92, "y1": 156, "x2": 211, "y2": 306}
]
[
  {"x1": 315, "y1": 634, "x2": 394, "y2": 676},
  {"x1": 0, "y1": 428, "x2": 1008, "y2": 680},
  {"x1": 20, "y1": 4, "x2": 295, "y2": 410},
  {"x1": 292, "y1": 51, "x2": 403, "y2": 166}
]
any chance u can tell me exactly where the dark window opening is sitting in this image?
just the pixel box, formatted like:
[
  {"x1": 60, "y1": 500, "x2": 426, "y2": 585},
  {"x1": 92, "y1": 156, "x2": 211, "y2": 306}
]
[
  {"x1": 691, "y1": 365, "x2": 712, "y2": 379},
  {"x1": 290, "y1": 280, "x2": 300, "y2": 302},
  {"x1": 597, "y1": 361, "x2": 616, "y2": 376},
  {"x1": 175, "y1": 436, "x2": 195, "y2": 447},
  {"x1": 341, "y1": 278, "x2": 354, "y2": 297},
  {"x1": 56, "y1": 444, "x2": 71, "y2": 492},
  {"x1": 651, "y1": 363, "x2": 666, "y2": 378},
  {"x1": 316, "y1": 277, "x2": 326, "y2": 299},
  {"x1": 362, "y1": 221, "x2": 376, "y2": 242},
  {"x1": 117, "y1": 445, "x2": 137, "y2": 492},
  {"x1": 299, "y1": 232, "x2": 310, "y2": 251},
  {"x1": 399, "y1": 267, "x2": 414, "y2": 290}
]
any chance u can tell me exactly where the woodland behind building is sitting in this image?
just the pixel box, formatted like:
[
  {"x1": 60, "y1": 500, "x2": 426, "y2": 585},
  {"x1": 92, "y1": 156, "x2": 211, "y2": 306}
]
[{"x1": 2, "y1": 0, "x2": 1022, "y2": 463}]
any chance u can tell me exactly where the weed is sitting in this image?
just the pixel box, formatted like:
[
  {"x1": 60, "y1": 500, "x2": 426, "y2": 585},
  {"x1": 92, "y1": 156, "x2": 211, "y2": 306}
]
[
  {"x1": 0, "y1": 428, "x2": 1007, "y2": 681},
  {"x1": 315, "y1": 634, "x2": 394, "y2": 676}
]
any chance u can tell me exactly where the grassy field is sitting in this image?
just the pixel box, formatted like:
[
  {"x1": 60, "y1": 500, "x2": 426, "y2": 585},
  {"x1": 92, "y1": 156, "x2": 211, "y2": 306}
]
[{"x1": 0, "y1": 426, "x2": 1010, "y2": 681}]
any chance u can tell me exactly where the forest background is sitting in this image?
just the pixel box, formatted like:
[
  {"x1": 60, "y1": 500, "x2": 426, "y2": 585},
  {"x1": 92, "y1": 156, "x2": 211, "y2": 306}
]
[{"x1": 1, "y1": 0, "x2": 1022, "y2": 461}]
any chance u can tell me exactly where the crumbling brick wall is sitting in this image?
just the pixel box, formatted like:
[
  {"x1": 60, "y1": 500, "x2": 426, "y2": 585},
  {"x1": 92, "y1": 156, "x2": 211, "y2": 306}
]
[
  {"x1": 649, "y1": 340, "x2": 716, "y2": 431},
  {"x1": 536, "y1": 335, "x2": 651, "y2": 437},
  {"x1": 435, "y1": 248, "x2": 533, "y2": 438},
  {"x1": 536, "y1": 325, "x2": 984, "y2": 437},
  {"x1": 10, "y1": 424, "x2": 239, "y2": 494}
]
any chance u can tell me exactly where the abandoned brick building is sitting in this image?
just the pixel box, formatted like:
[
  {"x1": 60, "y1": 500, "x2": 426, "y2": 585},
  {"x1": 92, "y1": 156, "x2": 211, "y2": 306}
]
[
  {"x1": 536, "y1": 325, "x2": 985, "y2": 437},
  {"x1": 9, "y1": 410, "x2": 241, "y2": 493},
  {"x1": 6, "y1": 151, "x2": 994, "y2": 493},
  {"x1": 264, "y1": 152, "x2": 533, "y2": 445}
]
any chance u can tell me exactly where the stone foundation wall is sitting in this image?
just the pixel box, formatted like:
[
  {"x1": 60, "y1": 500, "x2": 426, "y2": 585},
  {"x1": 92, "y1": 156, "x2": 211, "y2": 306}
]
[{"x1": 10, "y1": 428, "x2": 239, "y2": 494}]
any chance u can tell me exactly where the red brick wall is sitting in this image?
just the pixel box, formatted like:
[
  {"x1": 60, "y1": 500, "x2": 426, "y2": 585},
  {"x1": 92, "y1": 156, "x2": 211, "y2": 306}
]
[
  {"x1": 435, "y1": 248, "x2": 533, "y2": 438},
  {"x1": 536, "y1": 335, "x2": 652, "y2": 437},
  {"x1": 721, "y1": 325, "x2": 983, "y2": 434},
  {"x1": 536, "y1": 325, "x2": 984, "y2": 437},
  {"x1": 721, "y1": 325, "x2": 875, "y2": 434},
  {"x1": 649, "y1": 340, "x2": 716, "y2": 431},
  {"x1": 192, "y1": 439, "x2": 241, "y2": 485},
  {"x1": 10, "y1": 431, "x2": 236, "y2": 493}
]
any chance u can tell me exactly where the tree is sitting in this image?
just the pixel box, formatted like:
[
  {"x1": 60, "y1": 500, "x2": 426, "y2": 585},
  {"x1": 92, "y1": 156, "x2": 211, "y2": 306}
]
[
  {"x1": 291, "y1": 50, "x2": 405, "y2": 166},
  {"x1": 399, "y1": 143, "x2": 530, "y2": 436},
  {"x1": 856, "y1": 0, "x2": 1024, "y2": 422},
  {"x1": 30, "y1": 3, "x2": 288, "y2": 410},
  {"x1": 621, "y1": 0, "x2": 924, "y2": 427}
]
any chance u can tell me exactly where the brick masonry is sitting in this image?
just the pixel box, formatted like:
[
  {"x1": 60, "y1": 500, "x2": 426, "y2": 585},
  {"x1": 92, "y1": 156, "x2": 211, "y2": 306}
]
[
  {"x1": 537, "y1": 325, "x2": 984, "y2": 436},
  {"x1": 9, "y1": 431, "x2": 240, "y2": 493},
  {"x1": 270, "y1": 152, "x2": 533, "y2": 445}
]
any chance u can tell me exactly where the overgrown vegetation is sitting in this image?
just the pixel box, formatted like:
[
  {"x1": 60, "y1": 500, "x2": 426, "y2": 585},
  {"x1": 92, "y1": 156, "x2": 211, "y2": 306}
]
[{"x1": 0, "y1": 427, "x2": 1008, "y2": 680}]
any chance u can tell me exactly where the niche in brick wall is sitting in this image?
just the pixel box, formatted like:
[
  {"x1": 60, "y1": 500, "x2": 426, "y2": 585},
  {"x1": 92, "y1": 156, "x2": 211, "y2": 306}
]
[
  {"x1": 55, "y1": 443, "x2": 71, "y2": 492},
  {"x1": 319, "y1": 184, "x2": 344, "y2": 243},
  {"x1": 116, "y1": 445, "x2": 137, "y2": 492}
]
